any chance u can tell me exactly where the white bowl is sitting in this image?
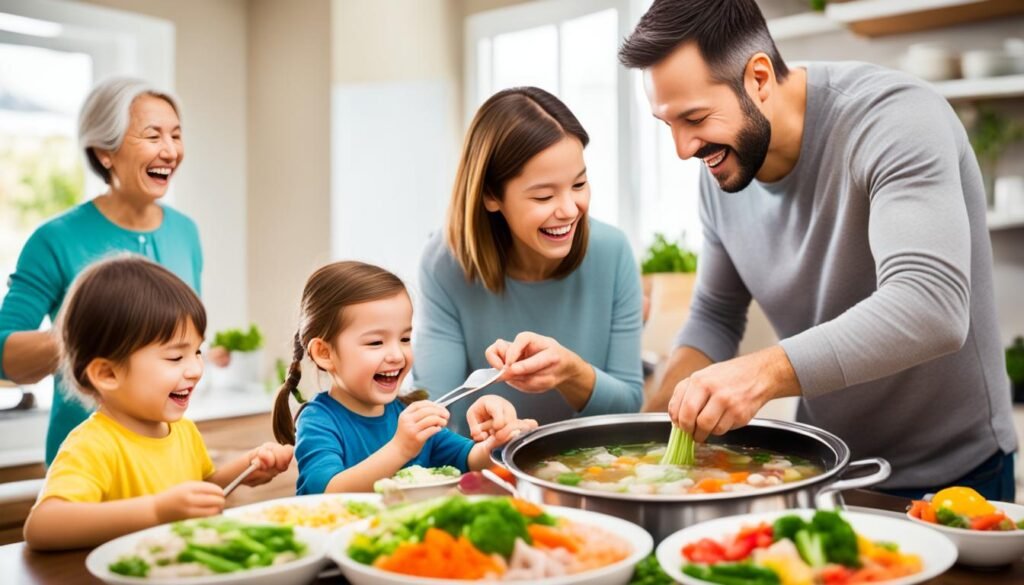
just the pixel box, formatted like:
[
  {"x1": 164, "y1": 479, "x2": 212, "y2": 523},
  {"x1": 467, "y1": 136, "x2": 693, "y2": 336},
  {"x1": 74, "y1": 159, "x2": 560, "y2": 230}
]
[
  {"x1": 657, "y1": 508, "x2": 956, "y2": 585},
  {"x1": 86, "y1": 521, "x2": 329, "y2": 585},
  {"x1": 224, "y1": 492, "x2": 382, "y2": 532},
  {"x1": 328, "y1": 502, "x2": 653, "y2": 584},
  {"x1": 906, "y1": 500, "x2": 1024, "y2": 566},
  {"x1": 383, "y1": 475, "x2": 462, "y2": 502}
]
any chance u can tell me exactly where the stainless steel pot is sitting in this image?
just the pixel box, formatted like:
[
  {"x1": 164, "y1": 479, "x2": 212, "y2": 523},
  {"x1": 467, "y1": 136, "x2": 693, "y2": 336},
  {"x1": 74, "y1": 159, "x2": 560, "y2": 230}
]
[{"x1": 498, "y1": 413, "x2": 890, "y2": 542}]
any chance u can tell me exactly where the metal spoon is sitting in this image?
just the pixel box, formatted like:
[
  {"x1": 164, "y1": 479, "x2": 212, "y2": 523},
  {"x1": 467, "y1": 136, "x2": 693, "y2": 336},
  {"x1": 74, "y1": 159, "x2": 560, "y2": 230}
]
[{"x1": 435, "y1": 367, "x2": 504, "y2": 408}]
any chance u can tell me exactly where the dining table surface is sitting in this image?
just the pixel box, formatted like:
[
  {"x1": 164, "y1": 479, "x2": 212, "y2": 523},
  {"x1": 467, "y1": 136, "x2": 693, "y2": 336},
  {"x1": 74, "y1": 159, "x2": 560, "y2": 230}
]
[{"x1": 3, "y1": 489, "x2": 1023, "y2": 585}]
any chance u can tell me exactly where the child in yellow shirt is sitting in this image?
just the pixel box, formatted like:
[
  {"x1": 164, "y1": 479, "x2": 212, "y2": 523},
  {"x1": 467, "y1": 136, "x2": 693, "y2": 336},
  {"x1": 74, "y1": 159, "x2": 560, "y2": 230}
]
[{"x1": 24, "y1": 255, "x2": 293, "y2": 550}]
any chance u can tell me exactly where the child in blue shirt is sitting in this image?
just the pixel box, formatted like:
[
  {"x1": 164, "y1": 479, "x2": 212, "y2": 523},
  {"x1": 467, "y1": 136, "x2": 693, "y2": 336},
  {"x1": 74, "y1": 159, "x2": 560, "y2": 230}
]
[{"x1": 272, "y1": 261, "x2": 536, "y2": 494}]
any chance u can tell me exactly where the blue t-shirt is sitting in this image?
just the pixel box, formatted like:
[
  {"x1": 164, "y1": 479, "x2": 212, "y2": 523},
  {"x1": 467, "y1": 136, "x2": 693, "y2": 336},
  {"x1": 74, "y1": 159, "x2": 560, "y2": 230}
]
[
  {"x1": 294, "y1": 392, "x2": 475, "y2": 495},
  {"x1": 0, "y1": 200, "x2": 202, "y2": 465}
]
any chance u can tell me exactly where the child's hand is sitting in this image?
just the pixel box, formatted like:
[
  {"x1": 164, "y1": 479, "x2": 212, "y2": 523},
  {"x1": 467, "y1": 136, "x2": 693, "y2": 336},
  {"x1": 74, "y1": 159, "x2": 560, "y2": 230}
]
[
  {"x1": 153, "y1": 481, "x2": 225, "y2": 523},
  {"x1": 243, "y1": 442, "x2": 294, "y2": 486},
  {"x1": 466, "y1": 395, "x2": 536, "y2": 444},
  {"x1": 390, "y1": 400, "x2": 450, "y2": 459}
]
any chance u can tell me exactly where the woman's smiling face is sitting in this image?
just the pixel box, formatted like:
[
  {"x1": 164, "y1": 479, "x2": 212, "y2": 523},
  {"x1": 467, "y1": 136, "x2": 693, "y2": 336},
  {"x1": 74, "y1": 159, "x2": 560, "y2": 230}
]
[
  {"x1": 102, "y1": 94, "x2": 183, "y2": 201},
  {"x1": 485, "y1": 136, "x2": 590, "y2": 279}
]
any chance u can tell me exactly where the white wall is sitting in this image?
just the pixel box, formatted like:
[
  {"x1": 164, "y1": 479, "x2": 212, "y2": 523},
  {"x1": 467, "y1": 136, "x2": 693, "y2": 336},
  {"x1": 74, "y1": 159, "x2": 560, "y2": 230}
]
[
  {"x1": 772, "y1": 10, "x2": 1024, "y2": 347},
  {"x1": 330, "y1": 0, "x2": 462, "y2": 287},
  {"x1": 247, "y1": 0, "x2": 332, "y2": 372},
  {"x1": 76, "y1": 0, "x2": 249, "y2": 337}
]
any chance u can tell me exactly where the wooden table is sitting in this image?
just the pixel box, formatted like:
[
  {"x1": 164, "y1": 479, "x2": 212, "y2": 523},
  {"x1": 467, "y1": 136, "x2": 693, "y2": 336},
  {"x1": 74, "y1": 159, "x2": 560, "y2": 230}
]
[{"x1": 3, "y1": 490, "x2": 1023, "y2": 584}]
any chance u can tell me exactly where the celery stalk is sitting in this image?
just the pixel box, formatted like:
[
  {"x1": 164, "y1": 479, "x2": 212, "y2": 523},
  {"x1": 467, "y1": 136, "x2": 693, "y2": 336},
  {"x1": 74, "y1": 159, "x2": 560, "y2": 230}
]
[{"x1": 661, "y1": 425, "x2": 695, "y2": 466}]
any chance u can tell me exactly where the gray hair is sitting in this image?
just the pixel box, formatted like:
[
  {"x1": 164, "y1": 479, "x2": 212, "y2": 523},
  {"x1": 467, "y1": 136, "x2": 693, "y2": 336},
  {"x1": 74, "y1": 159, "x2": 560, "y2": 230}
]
[{"x1": 78, "y1": 77, "x2": 181, "y2": 184}]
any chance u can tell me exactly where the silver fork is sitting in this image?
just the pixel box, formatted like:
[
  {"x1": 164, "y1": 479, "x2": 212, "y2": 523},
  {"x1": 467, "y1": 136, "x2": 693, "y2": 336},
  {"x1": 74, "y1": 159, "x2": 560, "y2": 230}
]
[{"x1": 435, "y1": 367, "x2": 504, "y2": 408}]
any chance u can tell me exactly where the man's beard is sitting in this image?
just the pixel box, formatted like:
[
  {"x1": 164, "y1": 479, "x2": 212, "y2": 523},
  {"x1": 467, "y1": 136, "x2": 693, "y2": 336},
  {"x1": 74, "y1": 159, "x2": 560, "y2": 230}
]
[{"x1": 696, "y1": 92, "x2": 772, "y2": 193}]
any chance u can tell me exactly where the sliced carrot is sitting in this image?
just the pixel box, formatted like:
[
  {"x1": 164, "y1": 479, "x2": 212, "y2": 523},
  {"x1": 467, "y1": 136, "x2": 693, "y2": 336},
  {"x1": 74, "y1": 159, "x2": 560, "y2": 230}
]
[
  {"x1": 694, "y1": 478, "x2": 724, "y2": 493},
  {"x1": 729, "y1": 471, "x2": 750, "y2": 484},
  {"x1": 614, "y1": 456, "x2": 639, "y2": 466},
  {"x1": 488, "y1": 465, "x2": 516, "y2": 484},
  {"x1": 921, "y1": 503, "x2": 937, "y2": 524},
  {"x1": 374, "y1": 528, "x2": 503, "y2": 579},
  {"x1": 907, "y1": 500, "x2": 929, "y2": 520},
  {"x1": 528, "y1": 523, "x2": 581, "y2": 552},
  {"x1": 509, "y1": 498, "x2": 544, "y2": 517}
]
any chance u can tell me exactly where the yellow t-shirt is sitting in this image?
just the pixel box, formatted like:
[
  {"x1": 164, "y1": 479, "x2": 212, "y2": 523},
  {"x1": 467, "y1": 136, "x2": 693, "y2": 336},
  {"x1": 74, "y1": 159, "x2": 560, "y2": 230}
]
[{"x1": 38, "y1": 411, "x2": 215, "y2": 504}]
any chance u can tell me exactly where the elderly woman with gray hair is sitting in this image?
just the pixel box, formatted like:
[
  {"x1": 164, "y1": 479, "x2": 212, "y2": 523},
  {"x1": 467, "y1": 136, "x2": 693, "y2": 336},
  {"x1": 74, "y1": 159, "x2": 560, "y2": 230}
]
[{"x1": 0, "y1": 77, "x2": 202, "y2": 464}]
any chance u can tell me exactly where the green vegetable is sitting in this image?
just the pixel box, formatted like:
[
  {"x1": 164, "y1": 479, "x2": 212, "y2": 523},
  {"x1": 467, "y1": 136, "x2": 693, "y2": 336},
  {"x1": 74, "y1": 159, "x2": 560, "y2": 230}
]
[
  {"x1": 1007, "y1": 336, "x2": 1024, "y2": 385},
  {"x1": 641, "y1": 233, "x2": 697, "y2": 274},
  {"x1": 660, "y1": 425, "x2": 695, "y2": 466},
  {"x1": 186, "y1": 547, "x2": 244, "y2": 573},
  {"x1": 936, "y1": 507, "x2": 970, "y2": 529},
  {"x1": 345, "y1": 500, "x2": 380, "y2": 518},
  {"x1": 811, "y1": 510, "x2": 860, "y2": 568},
  {"x1": 212, "y1": 324, "x2": 264, "y2": 352},
  {"x1": 109, "y1": 556, "x2": 149, "y2": 577},
  {"x1": 557, "y1": 472, "x2": 583, "y2": 486},
  {"x1": 348, "y1": 496, "x2": 534, "y2": 563},
  {"x1": 629, "y1": 554, "x2": 673, "y2": 585},
  {"x1": 794, "y1": 529, "x2": 826, "y2": 568},
  {"x1": 752, "y1": 452, "x2": 772, "y2": 464},
  {"x1": 772, "y1": 515, "x2": 807, "y2": 543},
  {"x1": 683, "y1": 562, "x2": 780, "y2": 585},
  {"x1": 874, "y1": 541, "x2": 899, "y2": 552}
]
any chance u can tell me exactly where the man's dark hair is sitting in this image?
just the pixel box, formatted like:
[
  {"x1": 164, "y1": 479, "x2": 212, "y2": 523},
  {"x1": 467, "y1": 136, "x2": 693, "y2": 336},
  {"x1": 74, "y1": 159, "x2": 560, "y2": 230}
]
[{"x1": 619, "y1": 0, "x2": 789, "y2": 94}]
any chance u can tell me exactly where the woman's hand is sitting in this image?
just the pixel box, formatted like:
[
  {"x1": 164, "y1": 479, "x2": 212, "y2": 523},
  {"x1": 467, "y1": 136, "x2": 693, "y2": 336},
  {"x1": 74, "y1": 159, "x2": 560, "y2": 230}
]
[
  {"x1": 389, "y1": 401, "x2": 450, "y2": 459},
  {"x1": 466, "y1": 395, "x2": 538, "y2": 443},
  {"x1": 485, "y1": 332, "x2": 596, "y2": 410},
  {"x1": 242, "y1": 442, "x2": 294, "y2": 485},
  {"x1": 485, "y1": 332, "x2": 582, "y2": 392}
]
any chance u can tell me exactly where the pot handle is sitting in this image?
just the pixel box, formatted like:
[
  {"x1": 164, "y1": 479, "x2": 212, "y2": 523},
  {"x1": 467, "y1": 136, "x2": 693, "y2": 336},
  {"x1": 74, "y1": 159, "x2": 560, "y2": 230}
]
[{"x1": 815, "y1": 457, "x2": 891, "y2": 510}]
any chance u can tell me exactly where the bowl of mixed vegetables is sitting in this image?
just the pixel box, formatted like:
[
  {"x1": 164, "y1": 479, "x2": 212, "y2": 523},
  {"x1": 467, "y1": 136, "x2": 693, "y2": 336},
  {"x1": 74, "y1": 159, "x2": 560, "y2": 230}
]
[
  {"x1": 656, "y1": 508, "x2": 956, "y2": 585},
  {"x1": 85, "y1": 517, "x2": 328, "y2": 585},
  {"x1": 224, "y1": 493, "x2": 381, "y2": 532},
  {"x1": 329, "y1": 494, "x2": 653, "y2": 584},
  {"x1": 907, "y1": 486, "x2": 1024, "y2": 566}
]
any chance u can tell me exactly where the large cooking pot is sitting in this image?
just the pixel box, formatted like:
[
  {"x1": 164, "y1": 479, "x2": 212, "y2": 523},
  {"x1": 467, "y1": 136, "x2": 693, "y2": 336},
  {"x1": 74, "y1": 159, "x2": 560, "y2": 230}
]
[{"x1": 498, "y1": 413, "x2": 890, "y2": 542}]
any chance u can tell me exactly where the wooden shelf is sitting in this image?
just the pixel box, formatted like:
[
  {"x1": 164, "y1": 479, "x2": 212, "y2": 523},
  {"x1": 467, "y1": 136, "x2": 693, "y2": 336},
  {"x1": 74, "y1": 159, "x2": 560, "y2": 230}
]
[
  {"x1": 767, "y1": 12, "x2": 842, "y2": 41},
  {"x1": 987, "y1": 211, "x2": 1024, "y2": 231},
  {"x1": 931, "y1": 74, "x2": 1024, "y2": 101},
  {"x1": 826, "y1": 0, "x2": 1024, "y2": 37}
]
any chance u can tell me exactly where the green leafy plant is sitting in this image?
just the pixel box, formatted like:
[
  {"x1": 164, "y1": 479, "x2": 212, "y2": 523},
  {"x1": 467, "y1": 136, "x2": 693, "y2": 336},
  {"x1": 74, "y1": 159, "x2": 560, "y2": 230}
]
[
  {"x1": 1008, "y1": 336, "x2": 1024, "y2": 385},
  {"x1": 809, "y1": 0, "x2": 828, "y2": 11},
  {"x1": 641, "y1": 233, "x2": 697, "y2": 275},
  {"x1": 211, "y1": 324, "x2": 264, "y2": 352},
  {"x1": 968, "y1": 107, "x2": 1024, "y2": 164}
]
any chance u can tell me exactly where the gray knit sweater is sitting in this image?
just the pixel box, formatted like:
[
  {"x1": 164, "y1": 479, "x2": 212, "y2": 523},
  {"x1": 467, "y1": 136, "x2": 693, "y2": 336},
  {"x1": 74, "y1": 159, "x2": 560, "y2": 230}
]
[{"x1": 676, "y1": 61, "x2": 1017, "y2": 488}]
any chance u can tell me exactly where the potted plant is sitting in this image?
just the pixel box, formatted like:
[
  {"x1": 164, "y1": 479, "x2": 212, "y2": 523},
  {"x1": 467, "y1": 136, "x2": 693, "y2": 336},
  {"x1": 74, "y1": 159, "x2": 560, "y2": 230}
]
[
  {"x1": 640, "y1": 234, "x2": 698, "y2": 360},
  {"x1": 963, "y1": 107, "x2": 1024, "y2": 207},
  {"x1": 209, "y1": 324, "x2": 265, "y2": 389},
  {"x1": 1008, "y1": 336, "x2": 1024, "y2": 403}
]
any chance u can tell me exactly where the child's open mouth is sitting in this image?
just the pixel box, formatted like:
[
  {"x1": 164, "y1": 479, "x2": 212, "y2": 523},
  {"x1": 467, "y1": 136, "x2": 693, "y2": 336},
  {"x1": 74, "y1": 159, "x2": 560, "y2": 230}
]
[
  {"x1": 373, "y1": 369, "x2": 402, "y2": 390},
  {"x1": 169, "y1": 387, "x2": 193, "y2": 408}
]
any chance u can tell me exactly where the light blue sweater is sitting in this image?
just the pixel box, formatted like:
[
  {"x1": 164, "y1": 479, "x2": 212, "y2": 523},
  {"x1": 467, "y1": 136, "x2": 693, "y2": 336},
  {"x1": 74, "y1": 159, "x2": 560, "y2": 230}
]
[
  {"x1": 413, "y1": 219, "x2": 643, "y2": 435},
  {"x1": 0, "y1": 200, "x2": 202, "y2": 464}
]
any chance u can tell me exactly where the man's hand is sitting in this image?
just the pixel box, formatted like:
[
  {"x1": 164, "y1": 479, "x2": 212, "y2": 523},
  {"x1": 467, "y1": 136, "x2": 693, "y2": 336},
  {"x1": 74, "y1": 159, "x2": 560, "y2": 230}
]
[{"x1": 667, "y1": 345, "x2": 800, "y2": 442}]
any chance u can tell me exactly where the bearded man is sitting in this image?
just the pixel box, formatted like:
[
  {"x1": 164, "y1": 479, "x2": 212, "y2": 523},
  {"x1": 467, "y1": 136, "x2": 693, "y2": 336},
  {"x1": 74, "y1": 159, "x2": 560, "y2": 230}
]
[{"x1": 623, "y1": 0, "x2": 1017, "y2": 499}]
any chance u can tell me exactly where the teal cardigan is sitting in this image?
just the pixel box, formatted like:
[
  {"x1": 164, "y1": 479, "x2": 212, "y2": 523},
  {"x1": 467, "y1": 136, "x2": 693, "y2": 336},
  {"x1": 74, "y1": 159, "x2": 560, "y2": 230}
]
[{"x1": 0, "y1": 200, "x2": 202, "y2": 464}]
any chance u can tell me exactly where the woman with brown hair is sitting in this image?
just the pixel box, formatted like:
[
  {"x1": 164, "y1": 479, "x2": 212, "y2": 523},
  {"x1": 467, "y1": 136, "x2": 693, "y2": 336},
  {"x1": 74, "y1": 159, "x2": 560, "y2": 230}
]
[{"x1": 413, "y1": 87, "x2": 644, "y2": 434}]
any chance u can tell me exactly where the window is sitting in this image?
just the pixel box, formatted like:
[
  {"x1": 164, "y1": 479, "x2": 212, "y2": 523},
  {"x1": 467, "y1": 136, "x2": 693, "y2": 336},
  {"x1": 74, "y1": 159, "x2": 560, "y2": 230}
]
[
  {"x1": 466, "y1": 0, "x2": 704, "y2": 255},
  {"x1": 0, "y1": 0, "x2": 173, "y2": 415}
]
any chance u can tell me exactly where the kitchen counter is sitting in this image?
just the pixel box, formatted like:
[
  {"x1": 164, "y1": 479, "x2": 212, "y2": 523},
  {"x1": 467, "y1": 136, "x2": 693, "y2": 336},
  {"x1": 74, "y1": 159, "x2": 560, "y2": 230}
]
[
  {"x1": 2, "y1": 490, "x2": 1023, "y2": 584},
  {"x1": 0, "y1": 387, "x2": 273, "y2": 469}
]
